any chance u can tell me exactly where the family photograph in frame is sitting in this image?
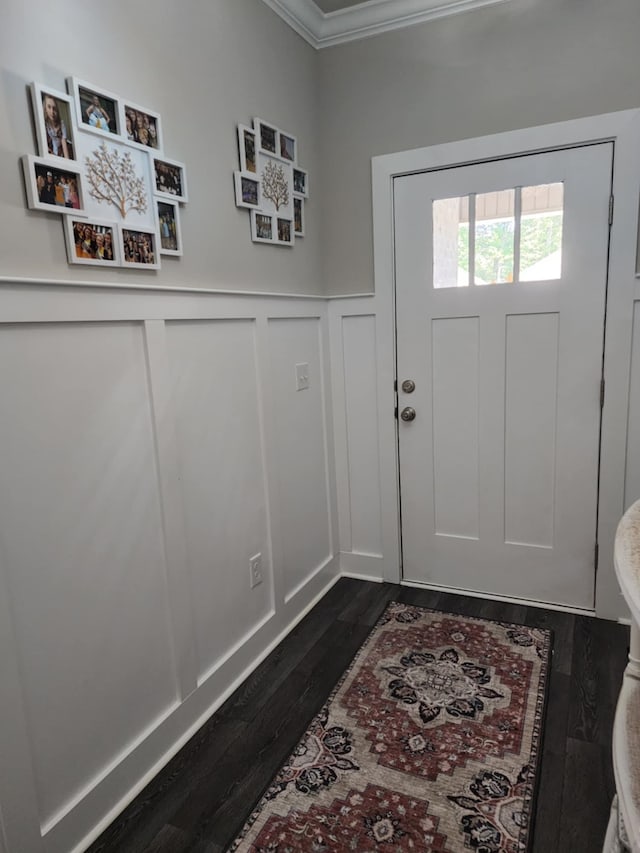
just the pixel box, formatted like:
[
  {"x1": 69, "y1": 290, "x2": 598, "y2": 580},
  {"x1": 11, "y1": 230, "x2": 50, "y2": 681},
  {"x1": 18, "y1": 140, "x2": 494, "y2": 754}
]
[
  {"x1": 122, "y1": 100, "x2": 162, "y2": 151},
  {"x1": 64, "y1": 217, "x2": 119, "y2": 266},
  {"x1": 121, "y1": 226, "x2": 160, "y2": 269},
  {"x1": 69, "y1": 78, "x2": 120, "y2": 137},
  {"x1": 280, "y1": 132, "x2": 295, "y2": 162},
  {"x1": 238, "y1": 125, "x2": 256, "y2": 174},
  {"x1": 234, "y1": 172, "x2": 261, "y2": 209},
  {"x1": 157, "y1": 200, "x2": 182, "y2": 256},
  {"x1": 153, "y1": 156, "x2": 188, "y2": 202},
  {"x1": 293, "y1": 168, "x2": 308, "y2": 197},
  {"x1": 276, "y1": 217, "x2": 293, "y2": 246},
  {"x1": 251, "y1": 211, "x2": 273, "y2": 243},
  {"x1": 294, "y1": 197, "x2": 304, "y2": 236},
  {"x1": 22, "y1": 155, "x2": 84, "y2": 215},
  {"x1": 257, "y1": 119, "x2": 277, "y2": 155},
  {"x1": 30, "y1": 83, "x2": 76, "y2": 161}
]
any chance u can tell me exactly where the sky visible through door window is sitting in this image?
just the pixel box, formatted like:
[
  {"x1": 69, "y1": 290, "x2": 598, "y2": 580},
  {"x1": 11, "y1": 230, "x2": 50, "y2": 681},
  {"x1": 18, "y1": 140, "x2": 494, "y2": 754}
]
[{"x1": 433, "y1": 183, "x2": 564, "y2": 287}]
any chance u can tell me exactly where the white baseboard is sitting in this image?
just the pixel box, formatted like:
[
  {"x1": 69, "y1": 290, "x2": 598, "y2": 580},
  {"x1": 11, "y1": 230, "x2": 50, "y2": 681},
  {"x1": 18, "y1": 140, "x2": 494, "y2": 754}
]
[
  {"x1": 341, "y1": 571, "x2": 385, "y2": 583},
  {"x1": 339, "y1": 551, "x2": 385, "y2": 579}
]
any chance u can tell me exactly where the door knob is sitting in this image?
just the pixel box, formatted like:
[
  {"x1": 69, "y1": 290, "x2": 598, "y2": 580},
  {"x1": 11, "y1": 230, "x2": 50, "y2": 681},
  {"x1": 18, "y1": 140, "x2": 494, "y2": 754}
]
[
  {"x1": 400, "y1": 407, "x2": 416, "y2": 422},
  {"x1": 401, "y1": 379, "x2": 416, "y2": 393}
]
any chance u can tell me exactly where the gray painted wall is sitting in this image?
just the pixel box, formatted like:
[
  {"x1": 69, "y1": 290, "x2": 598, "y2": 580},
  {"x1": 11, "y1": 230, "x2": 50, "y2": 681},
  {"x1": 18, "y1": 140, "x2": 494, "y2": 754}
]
[
  {"x1": 318, "y1": 0, "x2": 640, "y2": 293},
  {"x1": 0, "y1": 0, "x2": 321, "y2": 293}
]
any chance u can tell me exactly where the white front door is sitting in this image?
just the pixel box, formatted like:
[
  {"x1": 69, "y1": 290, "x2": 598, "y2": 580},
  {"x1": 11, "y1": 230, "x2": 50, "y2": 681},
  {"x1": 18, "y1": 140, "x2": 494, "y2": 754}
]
[{"x1": 394, "y1": 143, "x2": 613, "y2": 608}]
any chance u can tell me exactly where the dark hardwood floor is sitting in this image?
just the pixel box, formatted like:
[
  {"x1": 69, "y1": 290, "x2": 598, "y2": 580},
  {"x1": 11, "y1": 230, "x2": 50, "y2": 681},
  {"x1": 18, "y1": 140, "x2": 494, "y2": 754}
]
[{"x1": 87, "y1": 578, "x2": 629, "y2": 853}]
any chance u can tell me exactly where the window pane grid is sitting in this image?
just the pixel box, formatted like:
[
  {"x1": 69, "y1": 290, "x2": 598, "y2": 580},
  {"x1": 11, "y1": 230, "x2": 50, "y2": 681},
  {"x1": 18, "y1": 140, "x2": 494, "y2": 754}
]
[{"x1": 432, "y1": 182, "x2": 564, "y2": 289}]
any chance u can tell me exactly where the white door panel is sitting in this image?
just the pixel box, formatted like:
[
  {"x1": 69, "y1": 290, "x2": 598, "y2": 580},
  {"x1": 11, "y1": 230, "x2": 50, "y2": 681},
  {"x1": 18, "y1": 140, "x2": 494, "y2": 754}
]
[{"x1": 395, "y1": 143, "x2": 612, "y2": 607}]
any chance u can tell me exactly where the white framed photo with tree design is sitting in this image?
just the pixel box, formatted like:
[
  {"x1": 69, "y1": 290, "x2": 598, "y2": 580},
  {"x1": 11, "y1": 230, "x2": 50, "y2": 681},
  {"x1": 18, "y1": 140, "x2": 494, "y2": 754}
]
[
  {"x1": 235, "y1": 117, "x2": 308, "y2": 246},
  {"x1": 74, "y1": 133, "x2": 156, "y2": 229}
]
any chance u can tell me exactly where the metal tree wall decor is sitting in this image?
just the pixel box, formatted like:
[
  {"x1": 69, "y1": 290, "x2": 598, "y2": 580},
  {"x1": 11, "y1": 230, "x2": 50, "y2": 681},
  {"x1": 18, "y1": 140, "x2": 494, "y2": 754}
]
[
  {"x1": 234, "y1": 117, "x2": 308, "y2": 247},
  {"x1": 261, "y1": 160, "x2": 289, "y2": 211},
  {"x1": 85, "y1": 141, "x2": 148, "y2": 218}
]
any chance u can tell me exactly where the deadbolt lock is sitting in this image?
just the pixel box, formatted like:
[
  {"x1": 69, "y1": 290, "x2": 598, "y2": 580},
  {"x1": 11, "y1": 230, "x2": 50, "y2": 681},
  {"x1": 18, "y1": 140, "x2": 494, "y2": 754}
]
[{"x1": 401, "y1": 379, "x2": 416, "y2": 393}]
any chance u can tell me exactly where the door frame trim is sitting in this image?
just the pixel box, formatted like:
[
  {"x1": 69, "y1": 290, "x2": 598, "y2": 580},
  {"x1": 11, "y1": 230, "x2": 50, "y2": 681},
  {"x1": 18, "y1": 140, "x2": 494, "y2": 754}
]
[{"x1": 371, "y1": 109, "x2": 640, "y2": 619}]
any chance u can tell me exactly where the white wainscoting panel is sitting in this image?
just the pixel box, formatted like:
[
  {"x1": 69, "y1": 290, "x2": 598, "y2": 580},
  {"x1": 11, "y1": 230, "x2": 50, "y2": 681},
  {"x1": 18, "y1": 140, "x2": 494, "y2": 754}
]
[
  {"x1": 341, "y1": 314, "x2": 383, "y2": 556},
  {"x1": 267, "y1": 317, "x2": 334, "y2": 599},
  {"x1": 165, "y1": 319, "x2": 273, "y2": 684},
  {"x1": 0, "y1": 285, "x2": 341, "y2": 853},
  {"x1": 329, "y1": 297, "x2": 395, "y2": 582},
  {"x1": 0, "y1": 322, "x2": 179, "y2": 829}
]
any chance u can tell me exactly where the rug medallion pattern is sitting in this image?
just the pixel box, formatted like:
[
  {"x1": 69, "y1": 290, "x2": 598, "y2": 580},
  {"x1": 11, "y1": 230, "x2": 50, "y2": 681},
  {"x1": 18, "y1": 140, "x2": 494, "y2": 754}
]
[{"x1": 230, "y1": 602, "x2": 550, "y2": 852}]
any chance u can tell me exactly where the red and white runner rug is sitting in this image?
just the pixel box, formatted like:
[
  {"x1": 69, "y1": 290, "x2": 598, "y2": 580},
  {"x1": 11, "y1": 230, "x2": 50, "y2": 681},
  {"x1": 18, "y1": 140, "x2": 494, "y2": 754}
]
[{"x1": 230, "y1": 602, "x2": 551, "y2": 852}]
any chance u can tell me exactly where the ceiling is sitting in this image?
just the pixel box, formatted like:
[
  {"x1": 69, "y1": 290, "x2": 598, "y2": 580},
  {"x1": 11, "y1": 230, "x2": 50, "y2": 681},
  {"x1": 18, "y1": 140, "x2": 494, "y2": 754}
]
[
  {"x1": 261, "y1": 0, "x2": 512, "y2": 48},
  {"x1": 313, "y1": 0, "x2": 366, "y2": 12}
]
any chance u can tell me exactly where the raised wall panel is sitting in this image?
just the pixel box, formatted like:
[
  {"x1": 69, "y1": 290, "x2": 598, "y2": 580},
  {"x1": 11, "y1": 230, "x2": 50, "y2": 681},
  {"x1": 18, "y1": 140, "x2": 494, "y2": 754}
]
[
  {"x1": 268, "y1": 317, "x2": 332, "y2": 597},
  {"x1": 625, "y1": 302, "x2": 640, "y2": 508},
  {"x1": 432, "y1": 316, "x2": 479, "y2": 539},
  {"x1": 505, "y1": 313, "x2": 559, "y2": 547},
  {"x1": 0, "y1": 322, "x2": 178, "y2": 827},
  {"x1": 165, "y1": 320, "x2": 272, "y2": 683},
  {"x1": 341, "y1": 315, "x2": 382, "y2": 556}
]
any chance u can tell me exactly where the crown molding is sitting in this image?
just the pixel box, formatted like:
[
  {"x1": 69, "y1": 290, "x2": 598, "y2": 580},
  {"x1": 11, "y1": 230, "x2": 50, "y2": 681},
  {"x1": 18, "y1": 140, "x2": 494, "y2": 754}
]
[{"x1": 261, "y1": 0, "x2": 512, "y2": 48}]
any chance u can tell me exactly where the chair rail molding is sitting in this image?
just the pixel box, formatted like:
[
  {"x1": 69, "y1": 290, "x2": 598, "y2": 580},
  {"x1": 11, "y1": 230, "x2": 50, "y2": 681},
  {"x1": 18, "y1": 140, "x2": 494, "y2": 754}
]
[{"x1": 260, "y1": 0, "x2": 513, "y2": 48}]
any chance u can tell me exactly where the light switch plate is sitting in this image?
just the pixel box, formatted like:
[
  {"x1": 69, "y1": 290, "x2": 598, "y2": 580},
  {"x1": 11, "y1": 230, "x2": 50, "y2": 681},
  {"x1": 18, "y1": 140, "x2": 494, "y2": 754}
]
[{"x1": 295, "y1": 362, "x2": 309, "y2": 391}]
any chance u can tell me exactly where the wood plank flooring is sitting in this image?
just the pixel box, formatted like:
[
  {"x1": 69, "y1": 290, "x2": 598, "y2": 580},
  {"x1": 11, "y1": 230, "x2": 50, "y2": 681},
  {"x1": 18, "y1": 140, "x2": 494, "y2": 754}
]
[{"x1": 87, "y1": 579, "x2": 629, "y2": 853}]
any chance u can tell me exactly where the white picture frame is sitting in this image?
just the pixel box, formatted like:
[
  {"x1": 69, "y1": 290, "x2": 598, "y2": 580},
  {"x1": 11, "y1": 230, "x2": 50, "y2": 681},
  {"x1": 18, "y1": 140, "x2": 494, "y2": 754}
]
[
  {"x1": 258, "y1": 153, "x2": 293, "y2": 220},
  {"x1": 238, "y1": 124, "x2": 257, "y2": 174},
  {"x1": 293, "y1": 167, "x2": 309, "y2": 198},
  {"x1": 156, "y1": 199, "x2": 183, "y2": 256},
  {"x1": 279, "y1": 130, "x2": 296, "y2": 163},
  {"x1": 120, "y1": 224, "x2": 161, "y2": 269},
  {"x1": 120, "y1": 98, "x2": 163, "y2": 153},
  {"x1": 234, "y1": 171, "x2": 261, "y2": 209},
  {"x1": 63, "y1": 216, "x2": 120, "y2": 266},
  {"x1": 153, "y1": 155, "x2": 188, "y2": 203},
  {"x1": 74, "y1": 133, "x2": 157, "y2": 230},
  {"x1": 275, "y1": 216, "x2": 294, "y2": 247},
  {"x1": 251, "y1": 210, "x2": 275, "y2": 244},
  {"x1": 255, "y1": 117, "x2": 279, "y2": 157},
  {"x1": 293, "y1": 196, "x2": 305, "y2": 237},
  {"x1": 30, "y1": 83, "x2": 78, "y2": 162},
  {"x1": 235, "y1": 117, "x2": 308, "y2": 247},
  {"x1": 67, "y1": 77, "x2": 121, "y2": 139},
  {"x1": 21, "y1": 154, "x2": 86, "y2": 216}
]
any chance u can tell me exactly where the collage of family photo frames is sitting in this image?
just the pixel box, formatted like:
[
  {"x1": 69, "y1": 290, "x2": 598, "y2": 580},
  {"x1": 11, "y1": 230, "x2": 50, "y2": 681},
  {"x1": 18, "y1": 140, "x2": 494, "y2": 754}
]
[
  {"x1": 234, "y1": 117, "x2": 308, "y2": 247},
  {"x1": 22, "y1": 78, "x2": 188, "y2": 269}
]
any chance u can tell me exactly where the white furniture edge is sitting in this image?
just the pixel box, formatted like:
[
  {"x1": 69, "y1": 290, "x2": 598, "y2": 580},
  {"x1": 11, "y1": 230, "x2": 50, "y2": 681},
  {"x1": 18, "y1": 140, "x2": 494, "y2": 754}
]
[
  {"x1": 261, "y1": 0, "x2": 512, "y2": 48},
  {"x1": 612, "y1": 500, "x2": 640, "y2": 852},
  {"x1": 371, "y1": 109, "x2": 640, "y2": 616}
]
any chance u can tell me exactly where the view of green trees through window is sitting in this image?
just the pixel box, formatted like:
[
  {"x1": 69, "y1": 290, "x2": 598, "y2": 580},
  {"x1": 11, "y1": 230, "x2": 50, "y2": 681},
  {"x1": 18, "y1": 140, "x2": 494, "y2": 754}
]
[{"x1": 458, "y1": 213, "x2": 563, "y2": 283}]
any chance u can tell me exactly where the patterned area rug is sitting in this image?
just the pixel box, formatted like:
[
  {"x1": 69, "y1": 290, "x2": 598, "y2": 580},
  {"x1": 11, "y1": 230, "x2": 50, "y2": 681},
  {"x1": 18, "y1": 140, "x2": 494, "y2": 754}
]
[{"x1": 229, "y1": 602, "x2": 551, "y2": 852}]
